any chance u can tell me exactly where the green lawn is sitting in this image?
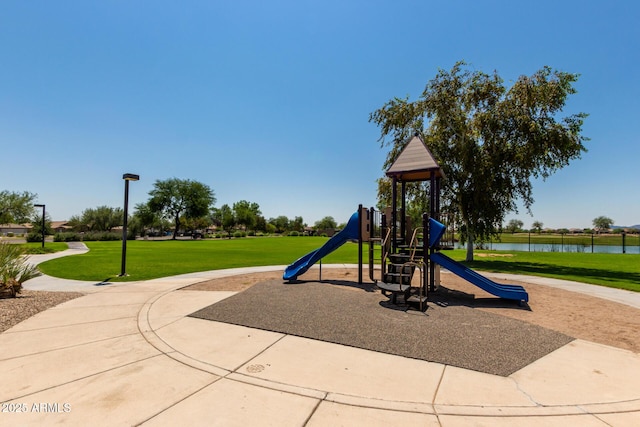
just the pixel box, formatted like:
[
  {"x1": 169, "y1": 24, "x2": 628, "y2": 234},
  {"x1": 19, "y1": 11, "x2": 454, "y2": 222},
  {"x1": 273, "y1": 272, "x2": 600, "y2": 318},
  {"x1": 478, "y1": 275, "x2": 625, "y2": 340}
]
[
  {"x1": 447, "y1": 249, "x2": 640, "y2": 292},
  {"x1": 22, "y1": 242, "x2": 69, "y2": 254},
  {"x1": 38, "y1": 237, "x2": 361, "y2": 282},
  {"x1": 36, "y1": 238, "x2": 640, "y2": 292}
]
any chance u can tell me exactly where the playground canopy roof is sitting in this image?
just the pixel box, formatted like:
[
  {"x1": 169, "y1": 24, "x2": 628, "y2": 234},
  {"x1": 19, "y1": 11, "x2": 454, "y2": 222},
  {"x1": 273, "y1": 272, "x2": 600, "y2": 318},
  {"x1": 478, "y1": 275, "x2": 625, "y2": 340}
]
[{"x1": 385, "y1": 134, "x2": 444, "y2": 182}]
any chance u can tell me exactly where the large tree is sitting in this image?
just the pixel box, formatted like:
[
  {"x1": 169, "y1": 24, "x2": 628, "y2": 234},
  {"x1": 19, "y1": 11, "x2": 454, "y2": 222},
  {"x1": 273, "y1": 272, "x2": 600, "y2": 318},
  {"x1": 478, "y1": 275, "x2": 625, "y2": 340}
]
[
  {"x1": 217, "y1": 204, "x2": 235, "y2": 238},
  {"x1": 314, "y1": 216, "x2": 337, "y2": 231},
  {"x1": 592, "y1": 216, "x2": 614, "y2": 233},
  {"x1": 71, "y1": 206, "x2": 123, "y2": 232},
  {"x1": 29, "y1": 211, "x2": 53, "y2": 236},
  {"x1": 0, "y1": 190, "x2": 37, "y2": 224},
  {"x1": 370, "y1": 61, "x2": 588, "y2": 260},
  {"x1": 269, "y1": 216, "x2": 290, "y2": 233},
  {"x1": 505, "y1": 219, "x2": 524, "y2": 234},
  {"x1": 232, "y1": 200, "x2": 261, "y2": 231},
  {"x1": 133, "y1": 202, "x2": 167, "y2": 236},
  {"x1": 531, "y1": 221, "x2": 544, "y2": 234},
  {"x1": 147, "y1": 178, "x2": 216, "y2": 239},
  {"x1": 291, "y1": 216, "x2": 305, "y2": 232}
]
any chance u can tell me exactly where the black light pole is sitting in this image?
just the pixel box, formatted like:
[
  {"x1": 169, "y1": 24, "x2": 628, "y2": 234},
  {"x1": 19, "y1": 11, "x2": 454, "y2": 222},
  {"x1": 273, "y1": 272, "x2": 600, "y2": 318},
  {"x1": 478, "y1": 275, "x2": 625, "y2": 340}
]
[
  {"x1": 34, "y1": 204, "x2": 45, "y2": 248},
  {"x1": 120, "y1": 173, "x2": 140, "y2": 277}
]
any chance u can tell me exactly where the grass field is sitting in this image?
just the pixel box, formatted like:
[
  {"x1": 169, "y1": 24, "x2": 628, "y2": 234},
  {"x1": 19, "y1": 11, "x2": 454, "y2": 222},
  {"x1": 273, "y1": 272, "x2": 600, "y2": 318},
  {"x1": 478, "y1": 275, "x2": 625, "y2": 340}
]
[
  {"x1": 37, "y1": 237, "x2": 360, "y2": 282},
  {"x1": 36, "y1": 237, "x2": 640, "y2": 292},
  {"x1": 23, "y1": 242, "x2": 69, "y2": 254},
  {"x1": 447, "y1": 250, "x2": 640, "y2": 292}
]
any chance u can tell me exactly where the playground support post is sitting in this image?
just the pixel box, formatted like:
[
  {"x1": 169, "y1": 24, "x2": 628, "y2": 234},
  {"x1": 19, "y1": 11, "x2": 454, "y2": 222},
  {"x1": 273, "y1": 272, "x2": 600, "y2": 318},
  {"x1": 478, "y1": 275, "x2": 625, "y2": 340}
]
[
  {"x1": 381, "y1": 212, "x2": 387, "y2": 280},
  {"x1": 429, "y1": 174, "x2": 437, "y2": 292},
  {"x1": 401, "y1": 181, "x2": 406, "y2": 243},
  {"x1": 423, "y1": 212, "x2": 430, "y2": 294},
  {"x1": 391, "y1": 176, "x2": 397, "y2": 253},
  {"x1": 367, "y1": 207, "x2": 376, "y2": 283},
  {"x1": 358, "y1": 204, "x2": 363, "y2": 284}
]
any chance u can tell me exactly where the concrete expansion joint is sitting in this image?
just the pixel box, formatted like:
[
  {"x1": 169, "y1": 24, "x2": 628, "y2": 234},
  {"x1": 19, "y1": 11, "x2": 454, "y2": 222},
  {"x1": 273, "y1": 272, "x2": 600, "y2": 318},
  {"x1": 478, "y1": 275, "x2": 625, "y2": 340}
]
[
  {"x1": 431, "y1": 364, "x2": 447, "y2": 406},
  {"x1": 114, "y1": 265, "x2": 640, "y2": 423}
]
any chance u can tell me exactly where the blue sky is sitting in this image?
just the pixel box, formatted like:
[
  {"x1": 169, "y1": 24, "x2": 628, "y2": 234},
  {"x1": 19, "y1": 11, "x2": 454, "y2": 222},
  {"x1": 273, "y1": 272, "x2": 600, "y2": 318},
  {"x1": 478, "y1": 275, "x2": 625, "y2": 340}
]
[{"x1": 1, "y1": 1, "x2": 638, "y2": 229}]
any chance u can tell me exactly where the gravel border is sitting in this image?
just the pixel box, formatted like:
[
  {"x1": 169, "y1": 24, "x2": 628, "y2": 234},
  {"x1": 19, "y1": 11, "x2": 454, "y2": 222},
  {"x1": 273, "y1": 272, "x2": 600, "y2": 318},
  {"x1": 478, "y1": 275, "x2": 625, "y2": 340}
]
[{"x1": 0, "y1": 290, "x2": 84, "y2": 333}]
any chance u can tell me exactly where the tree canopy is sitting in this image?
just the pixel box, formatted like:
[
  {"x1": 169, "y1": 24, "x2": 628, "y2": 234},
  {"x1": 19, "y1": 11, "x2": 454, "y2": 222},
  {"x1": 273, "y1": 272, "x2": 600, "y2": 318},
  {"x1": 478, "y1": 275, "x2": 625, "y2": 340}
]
[
  {"x1": 592, "y1": 215, "x2": 614, "y2": 232},
  {"x1": 0, "y1": 190, "x2": 37, "y2": 224},
  {"x1": 69, "y1": 205, "x2": 123, "y2": 232},
  {"x1": 216, "y1": 204, "x2": 235, "y2": 237},
  {"x1": 147, "y1": 178, "x2": 216, "y2": 239},
  {"x1": 233, "y1": 200, "x2": 261, "y2": 231},
  {"x1": 531, "y1": 221, "x2": 544, "y2": 233},
  {"x1": 370, "y1": 61, "x2": 588, "y2": 260},
  {"x1": 314, "y1": 216, "x2": 337, "y2": 231},
  {"x1": 505, "y1": 219, "x2": 524, "y2": 234}
]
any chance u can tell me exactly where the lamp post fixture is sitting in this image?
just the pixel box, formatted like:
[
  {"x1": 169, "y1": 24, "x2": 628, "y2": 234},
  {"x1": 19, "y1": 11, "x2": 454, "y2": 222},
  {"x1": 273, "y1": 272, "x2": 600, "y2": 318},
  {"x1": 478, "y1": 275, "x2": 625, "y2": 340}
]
[
  {"x1": 120, "y1": 173, "x2": 140, "y2": 277},
  {"x1": 34, "y1": 204, "x2": 45, "y2": 248}
]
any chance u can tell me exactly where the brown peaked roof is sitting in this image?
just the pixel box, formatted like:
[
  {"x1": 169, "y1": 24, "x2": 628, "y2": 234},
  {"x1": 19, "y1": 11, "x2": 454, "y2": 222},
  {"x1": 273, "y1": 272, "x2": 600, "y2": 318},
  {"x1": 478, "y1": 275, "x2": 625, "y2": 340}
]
[{"x1": 385, "y1": 134, "x2": 444, "y2": 181}]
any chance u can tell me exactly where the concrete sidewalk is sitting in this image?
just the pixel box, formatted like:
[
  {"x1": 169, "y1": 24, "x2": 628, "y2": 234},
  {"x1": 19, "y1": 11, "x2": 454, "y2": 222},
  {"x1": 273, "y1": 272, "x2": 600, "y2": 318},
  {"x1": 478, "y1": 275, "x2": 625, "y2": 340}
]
[{"x1": 1, "y1": 265, "x2": 639, "y2": 425}]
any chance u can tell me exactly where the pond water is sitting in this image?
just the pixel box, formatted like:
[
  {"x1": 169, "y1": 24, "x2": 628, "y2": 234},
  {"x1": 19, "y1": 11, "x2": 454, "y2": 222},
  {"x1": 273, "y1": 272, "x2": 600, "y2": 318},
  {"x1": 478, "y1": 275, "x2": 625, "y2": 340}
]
[{"x1": 456, "y1": 242, "x2": 640, "y2": 254}]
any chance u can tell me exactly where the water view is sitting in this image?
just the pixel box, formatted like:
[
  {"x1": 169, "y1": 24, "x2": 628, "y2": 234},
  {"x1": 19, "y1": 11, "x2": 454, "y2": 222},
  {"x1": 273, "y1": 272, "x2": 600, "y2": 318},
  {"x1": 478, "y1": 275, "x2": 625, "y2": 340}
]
[{"x1": 458, "y1": 242, "x2": 640, "y2": 254}]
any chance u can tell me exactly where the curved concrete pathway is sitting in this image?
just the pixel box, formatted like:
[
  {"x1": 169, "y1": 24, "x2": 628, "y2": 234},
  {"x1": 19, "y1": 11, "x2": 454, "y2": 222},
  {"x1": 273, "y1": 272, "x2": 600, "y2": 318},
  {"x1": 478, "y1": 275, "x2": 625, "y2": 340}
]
[{"x1": 0, "y1": 256, "x2": 638, "y2": 425}]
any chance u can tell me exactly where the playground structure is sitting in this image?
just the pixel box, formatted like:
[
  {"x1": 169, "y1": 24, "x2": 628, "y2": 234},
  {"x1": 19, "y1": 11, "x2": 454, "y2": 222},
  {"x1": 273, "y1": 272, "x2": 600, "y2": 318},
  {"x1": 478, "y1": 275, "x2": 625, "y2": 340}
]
[{"x1": 283, "y1": 134, "x2": 529, "y2": 309}]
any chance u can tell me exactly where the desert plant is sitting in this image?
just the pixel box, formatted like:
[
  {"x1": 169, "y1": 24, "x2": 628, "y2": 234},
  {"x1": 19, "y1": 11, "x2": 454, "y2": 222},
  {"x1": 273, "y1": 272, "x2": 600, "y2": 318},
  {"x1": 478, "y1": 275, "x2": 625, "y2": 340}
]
[{"x1": 0, "y1": 242, "x2": 42, "y2": 298}]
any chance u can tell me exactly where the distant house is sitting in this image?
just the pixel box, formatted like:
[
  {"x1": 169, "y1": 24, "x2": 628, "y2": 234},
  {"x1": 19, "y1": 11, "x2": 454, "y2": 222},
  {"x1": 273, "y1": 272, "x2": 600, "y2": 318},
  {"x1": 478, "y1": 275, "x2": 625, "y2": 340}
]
[
  {"x1": 51, "y1": 221, "x2": 72, "y2": 233},
  {"x1": 0, "y1": 221, "x2": 72, "y2": 236},
  {"x1": 0, "y1": 223, "x2": 31, "y2": 236}
]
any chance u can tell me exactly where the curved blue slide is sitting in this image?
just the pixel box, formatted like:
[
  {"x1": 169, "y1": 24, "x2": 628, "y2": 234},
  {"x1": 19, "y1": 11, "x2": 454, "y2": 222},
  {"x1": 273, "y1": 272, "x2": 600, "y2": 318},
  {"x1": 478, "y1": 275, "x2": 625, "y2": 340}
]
[
  {"x1": 430, "y1": 252, "x2": 529, "y2": 302},
  {"x1": 283, "y1": 212, "x2": 359, "y2": 281}
]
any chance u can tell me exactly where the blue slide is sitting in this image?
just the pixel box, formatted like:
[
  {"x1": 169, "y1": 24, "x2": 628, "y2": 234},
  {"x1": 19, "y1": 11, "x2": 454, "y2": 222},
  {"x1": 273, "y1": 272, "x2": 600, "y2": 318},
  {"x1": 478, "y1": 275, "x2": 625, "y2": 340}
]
[
  {"x1": 430, "y1": 252, "x2": 529, "y2": 302},
  {"x1": 283, "y1": 212, "x2": 360, "y2": 281}
]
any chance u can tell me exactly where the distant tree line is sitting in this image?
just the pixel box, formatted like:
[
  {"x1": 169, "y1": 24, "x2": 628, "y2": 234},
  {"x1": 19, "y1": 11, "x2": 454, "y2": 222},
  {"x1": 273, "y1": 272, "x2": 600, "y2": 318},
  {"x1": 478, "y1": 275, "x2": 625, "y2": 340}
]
[
  {"x1": 0, "y1": 179, "x2": 346, "y2": 241},
  {"x1": 502, "y1": 216, "x2": 637, "y2": 235}
]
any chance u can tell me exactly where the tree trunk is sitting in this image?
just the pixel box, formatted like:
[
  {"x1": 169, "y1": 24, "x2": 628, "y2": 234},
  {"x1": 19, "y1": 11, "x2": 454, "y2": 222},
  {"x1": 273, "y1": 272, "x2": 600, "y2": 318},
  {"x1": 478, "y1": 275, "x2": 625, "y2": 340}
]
[
  {"x1": 172, "y1": 214, "x2": 180, "y2": 240},
  {"x1": 465, "y1": 231, "x2": 474, "y2": 262}
]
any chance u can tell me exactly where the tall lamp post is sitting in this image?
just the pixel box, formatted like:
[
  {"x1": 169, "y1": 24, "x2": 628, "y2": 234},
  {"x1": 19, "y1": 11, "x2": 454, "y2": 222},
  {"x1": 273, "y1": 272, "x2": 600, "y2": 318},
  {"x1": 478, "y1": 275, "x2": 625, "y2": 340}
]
[
  {"x1": 34, "y1": 204, "x2": 45, "y2": 248},
  {"x1": 120, "y1": 173, "x2": 140, "y2": 277}
]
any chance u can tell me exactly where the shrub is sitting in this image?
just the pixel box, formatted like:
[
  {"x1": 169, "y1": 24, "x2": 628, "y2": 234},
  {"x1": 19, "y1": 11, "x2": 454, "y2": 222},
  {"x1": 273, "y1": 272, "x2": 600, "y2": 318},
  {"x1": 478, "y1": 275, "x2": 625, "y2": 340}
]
[
  {"x1": 83, "y1": 232, "x2": 121, "y2": 241},
  {"x1": 6, "y1": 232, "x2": 14, "y2": 237},
  {"x1": 288, "y1": 231, "x2": 300, "y2": 236},
  {"x1": 26, "y1": 232, "x2": 44, "y2": 243},
  {"x1": 0, "y1": 242, "x2": 41, "y2": 298},
  {"x1": 232, "y1": 231, "x2": 246, "y2": 238},
  {"x1": 54, "y1": 232, "x2": 83, "y2": 242}
]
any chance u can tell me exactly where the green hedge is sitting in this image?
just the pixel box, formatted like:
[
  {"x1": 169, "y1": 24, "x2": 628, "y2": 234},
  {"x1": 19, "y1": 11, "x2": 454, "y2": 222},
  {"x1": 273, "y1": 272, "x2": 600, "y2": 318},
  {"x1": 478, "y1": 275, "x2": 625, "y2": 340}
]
[{"x1": 54, "y1": 232, "x2": 126, "y2": 242}]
